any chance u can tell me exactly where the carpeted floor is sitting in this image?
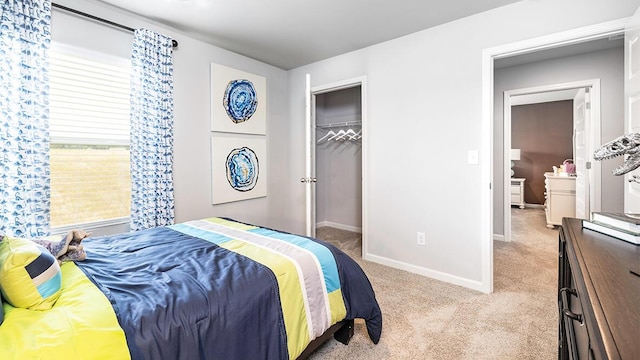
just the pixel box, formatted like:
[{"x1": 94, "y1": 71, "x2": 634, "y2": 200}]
[{"x1": 309, "y1": 207, "x2": 559, "y2": 359}]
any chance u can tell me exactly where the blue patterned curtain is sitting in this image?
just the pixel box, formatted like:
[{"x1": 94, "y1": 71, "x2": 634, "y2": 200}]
[
  {"x1": 130, "y1": 28, "x2": 175, "y2": 231},
  {"x1": 0, "y1": 0, "x2": 51, "y2": 237}
]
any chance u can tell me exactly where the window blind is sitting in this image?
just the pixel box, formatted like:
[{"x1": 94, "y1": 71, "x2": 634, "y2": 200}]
[
  {"x1": 49, "y1": 44, "x2": 132, "y2": 228},
  {"x1": 49, "y1": 47, "x2": 130, "y2": 145}
]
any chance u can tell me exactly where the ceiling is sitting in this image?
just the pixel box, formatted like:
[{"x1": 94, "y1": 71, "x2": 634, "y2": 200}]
[{"x1": 96, "y1": 0, "x2": 522, "y2": 70}]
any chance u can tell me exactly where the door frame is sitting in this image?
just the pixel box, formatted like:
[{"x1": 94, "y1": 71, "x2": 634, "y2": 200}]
[
  {"x1": 503, "y1": 79, "x2": 602, "y2": 242},
  {"x1": 481, "y1": 18, "x2": 628, "y2": 293},
  {"x1": 310, "y1": 76, "x2": 368, "y2": 258}
]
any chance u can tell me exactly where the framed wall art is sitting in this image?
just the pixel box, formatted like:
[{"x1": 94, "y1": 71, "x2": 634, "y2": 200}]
[
  {"x1": 210, "y1": 63, "x2": 266, "y2": 135},
  {"x1": 211, "y1": 133, "x2": 267, "y2": 204}
]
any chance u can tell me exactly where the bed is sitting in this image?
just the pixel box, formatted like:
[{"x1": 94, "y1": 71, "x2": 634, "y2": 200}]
[{"x1": 0, "y1": 217, "x2": 382, "y2": 359}]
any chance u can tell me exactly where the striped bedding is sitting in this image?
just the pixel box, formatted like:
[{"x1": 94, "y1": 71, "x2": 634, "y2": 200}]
[{"x1": 0, "y1": 217, "x2": 381, "y2": 359}]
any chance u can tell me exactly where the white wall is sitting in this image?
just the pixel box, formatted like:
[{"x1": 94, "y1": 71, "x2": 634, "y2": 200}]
[
  {"x1": 287, "y1": 0, "x2": 639, "y2": 290},
  {"x1": 493, "y1": 46, "x2": 625, "y2": 236},
  {"x1": 55, "y1": 0, "x2": 292, "y2": 232}
]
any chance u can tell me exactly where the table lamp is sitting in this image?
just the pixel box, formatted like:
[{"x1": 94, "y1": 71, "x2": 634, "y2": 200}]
[{"x1": 510, "y1": 149, "x2": 521, "y2": 177}]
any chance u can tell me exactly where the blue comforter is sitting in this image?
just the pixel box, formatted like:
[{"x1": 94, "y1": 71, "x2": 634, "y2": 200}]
[{"x1": 77, "y1": 218, "x2": 381, "y2": 360}]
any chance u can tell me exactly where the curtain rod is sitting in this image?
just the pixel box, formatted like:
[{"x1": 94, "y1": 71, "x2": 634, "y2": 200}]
[{"x1": 51, "y1": 2, "x2": 178, "y2": 48}]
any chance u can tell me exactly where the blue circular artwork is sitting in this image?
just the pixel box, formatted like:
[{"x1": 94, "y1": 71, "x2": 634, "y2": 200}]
[
  {"x1": 223, "y1": 79, "x2": 258, "y2": 123},
  {"x1": 226, "y1": 147, "x2": 259, "y2": 192}
]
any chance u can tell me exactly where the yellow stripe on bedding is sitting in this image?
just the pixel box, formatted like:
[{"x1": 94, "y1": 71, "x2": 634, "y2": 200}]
[
  {"x1": 220, "y1": 238, "x2": 310, "y2": 359},
  {"x1": 328, "y1": 289, "x2": 347, "y2": 325},
  {"x1": 0, "y1": 262, "x2": 130, "y2": 360},
  {"x1": 206, "y1": 216, "x2": 257, "y2": 231}
]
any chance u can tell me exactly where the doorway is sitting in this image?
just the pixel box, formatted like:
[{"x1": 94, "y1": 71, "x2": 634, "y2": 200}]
[
  {"x1": 306, "y1": 76, "x2": 368, "y2": 257},
  {"x1": 503, "y1": 80, "x2": 602, "y2": 242},
  {"x1": 480, "y1": 19, "x2": 628, "y2": 293}
]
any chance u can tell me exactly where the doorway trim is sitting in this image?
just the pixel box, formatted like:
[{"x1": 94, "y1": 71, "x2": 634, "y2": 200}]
[
  {"x1": 503, "y1": 79, "x2": 602, "y2": 242},
  {"x1": 481, "y1": 18, "x2": 628, "y2": 294},
  {"x1": 310, "y1": 76, "x2": 368, "y2": 258}
]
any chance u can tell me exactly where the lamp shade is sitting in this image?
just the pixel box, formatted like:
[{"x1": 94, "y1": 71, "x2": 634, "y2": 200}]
[{"x1": 510, "y1": 149, "x2": 521, "y2": 161}]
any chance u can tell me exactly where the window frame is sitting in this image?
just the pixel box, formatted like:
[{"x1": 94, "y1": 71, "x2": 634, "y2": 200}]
[{"x1": 48, "y1": 42, "x2": 132, "y2": 235}]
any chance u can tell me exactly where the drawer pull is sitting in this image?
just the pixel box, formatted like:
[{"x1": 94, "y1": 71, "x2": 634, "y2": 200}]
[{"x1": 560, "y1": 287, "x2": 583, "y2": 323}]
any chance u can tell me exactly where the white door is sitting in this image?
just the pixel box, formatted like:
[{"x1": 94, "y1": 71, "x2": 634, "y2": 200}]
[
  {"x1": 573, "y1": 88, "x2": 590, "y2": 219},
  {"x1": 625, "y1": 7, "x2": 640, "y2": 213},
  {"x1": 302, "y1": 74, "x2": 316, "y2": 237}
]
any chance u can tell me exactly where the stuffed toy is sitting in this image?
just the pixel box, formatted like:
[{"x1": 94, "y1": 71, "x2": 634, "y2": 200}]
[{"x1": 30, "y1": 229, "x2": 90, "y2": 264}]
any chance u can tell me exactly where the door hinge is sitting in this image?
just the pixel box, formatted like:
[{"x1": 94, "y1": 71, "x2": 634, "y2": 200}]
[
  {"x1": 586, "y1": 102, "x2": 591, "y2": 110},
  {"x1": 586, "y1": 161, "x2": 591, "y2": 170}
]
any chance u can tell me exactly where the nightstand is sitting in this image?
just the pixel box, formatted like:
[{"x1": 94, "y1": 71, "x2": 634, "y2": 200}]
[{"x1": 510, "y1": 178, "x2": 525, "y2": 209}]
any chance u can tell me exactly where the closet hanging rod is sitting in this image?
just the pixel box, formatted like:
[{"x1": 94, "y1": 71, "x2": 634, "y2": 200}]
[
  {"x1": 316, "y1": 120, "x2": 362, "y2": 129},
  {"x1": 51, "y1": 2, "x2": 179, "y2": 48}
]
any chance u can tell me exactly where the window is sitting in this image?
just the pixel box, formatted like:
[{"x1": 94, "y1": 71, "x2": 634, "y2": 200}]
[{"x1": 49, "y1": 43, "x2": 131, "y2": 229}]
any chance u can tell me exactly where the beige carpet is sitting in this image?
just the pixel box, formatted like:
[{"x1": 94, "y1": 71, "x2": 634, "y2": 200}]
[{"x1": 309, "y1": 208, "x2": 558, "y2": 359}]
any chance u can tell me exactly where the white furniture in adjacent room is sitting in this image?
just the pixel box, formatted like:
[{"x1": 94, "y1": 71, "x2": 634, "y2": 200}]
[
  {"x1": 544, "y1": 172, "x2": 576, "y2": 228},
  {"x1": 510, "y1": 178, "x2": 526, "y2": 209}
]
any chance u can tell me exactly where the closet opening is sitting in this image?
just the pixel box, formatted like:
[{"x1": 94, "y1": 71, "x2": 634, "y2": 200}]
[{"x1": 313, "y1": 84, "x2": 364, "y2": 243}]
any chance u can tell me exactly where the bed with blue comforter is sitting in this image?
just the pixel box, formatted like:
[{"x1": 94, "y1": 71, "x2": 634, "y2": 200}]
[{"x1": 0, "y1": 217, "x2": 382, "y2": 359}]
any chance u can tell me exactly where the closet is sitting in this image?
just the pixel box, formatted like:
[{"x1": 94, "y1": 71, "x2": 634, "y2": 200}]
[{"x1": 314, "y1": 86, "x2": 362, "y2": 232}]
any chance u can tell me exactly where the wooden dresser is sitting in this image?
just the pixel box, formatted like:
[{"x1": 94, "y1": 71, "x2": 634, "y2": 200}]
[{"x1": 558, "y1": 218, "x2": 640, "y2": 360}]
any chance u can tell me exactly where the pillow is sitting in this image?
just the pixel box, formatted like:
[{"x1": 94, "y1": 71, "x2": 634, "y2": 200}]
[
  {"x1": 0, "y1": 236, "x2": 62, "y2": 310},
  {"x1": 0, "y1": 236, "x2": 3, "y2": 325},
  {"x1": 0, "y1": 290, "x2": 3, "y2": 326}
]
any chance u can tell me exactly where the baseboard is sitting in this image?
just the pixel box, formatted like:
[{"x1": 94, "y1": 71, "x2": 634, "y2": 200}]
[
  {"x1": 316, "y1": 221, "x2": 362, "y2": 233},
  {"x1": 493, "y1": 234, "x2": 505, "y2": 241},
  {"x1": 363, "y1": 252, "x2": 485, "y2": 293}
]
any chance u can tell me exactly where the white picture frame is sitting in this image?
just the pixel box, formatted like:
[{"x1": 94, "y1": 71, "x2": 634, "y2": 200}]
[
  {"x1": 210, "y1": 63, "x2": 266, "y2": 135},
  {"x1": 211, "y1": 133, "x2": 267, "y2": 204}
]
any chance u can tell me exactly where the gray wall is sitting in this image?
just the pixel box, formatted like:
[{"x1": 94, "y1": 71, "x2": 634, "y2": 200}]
[
  {"x1": 494, "y1": 46, "x2": 625, "y2": 236},
  {"x1": 315, "y1": 87, "x2": 362, "y2": 230}
]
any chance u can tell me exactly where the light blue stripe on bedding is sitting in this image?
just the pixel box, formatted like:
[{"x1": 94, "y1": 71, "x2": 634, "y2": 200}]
[
  {"x1": 169, "y1": 223, "x2": 234, "y2": 245},
  {"x1": 248, "y1": 228, "x2": 341, "y2": 293}
]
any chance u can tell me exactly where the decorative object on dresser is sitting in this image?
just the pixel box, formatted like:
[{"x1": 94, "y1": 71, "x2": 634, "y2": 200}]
[
  {"x1": 510, "y1": 178, "x2": 526, "y2": 209},
  {"x1": 592, "y1": 132, "x2": 640, "y2": 183},
  {"x1": 510, "y1": 148, "x2": 521, "y2": 177},
  {"x1": 582, "y1": 212, "x2": 640, "y2": 245},
  {"x1": 544, "y1": 172, "x2": 576, "y2": 228},
  {"x1": 558, "y1": 218, "x2": 639, "y2": 360},
  {"x1": 582, "y1": 220, "x2": 640, "y2": 245},
  {"x1": 591, "y1": 212, "x2": 640, "y2": 231}
]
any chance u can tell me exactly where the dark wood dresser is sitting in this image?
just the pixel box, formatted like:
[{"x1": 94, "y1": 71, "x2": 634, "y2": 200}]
[{"x1": 558, "y1": 218, "x2": 640, "y2": 360}]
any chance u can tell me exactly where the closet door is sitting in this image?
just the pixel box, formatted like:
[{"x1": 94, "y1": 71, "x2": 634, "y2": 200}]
[{"x1": 302, "y1": 74, "x2": 316, "y2": 237}]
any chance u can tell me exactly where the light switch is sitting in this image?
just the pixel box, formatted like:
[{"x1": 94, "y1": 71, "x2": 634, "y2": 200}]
[{"x1": 468, "y1": 150, "x2": 479, "y2": 165}]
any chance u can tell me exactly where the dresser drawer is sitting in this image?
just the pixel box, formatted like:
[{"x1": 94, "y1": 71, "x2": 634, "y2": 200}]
[
  {"x1": 547, "y1": 178, "x2": 576, "y2": 192},
  {"x1": 510, "y1": 185, "x2": 521, "y2": 195}
]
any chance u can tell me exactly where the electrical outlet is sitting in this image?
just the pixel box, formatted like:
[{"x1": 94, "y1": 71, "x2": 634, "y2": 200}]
[{"x1": 416, "y1": 232, "x2": 426, "y2": 246}]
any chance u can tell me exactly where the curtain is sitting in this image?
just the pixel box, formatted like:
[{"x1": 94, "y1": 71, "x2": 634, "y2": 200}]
[
  {"x1": 129, "y1": 28, "x2": 175, "y2": 231},
  {"x1": 0, "y1": 0, "x2": 51, "y2": 237}
]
